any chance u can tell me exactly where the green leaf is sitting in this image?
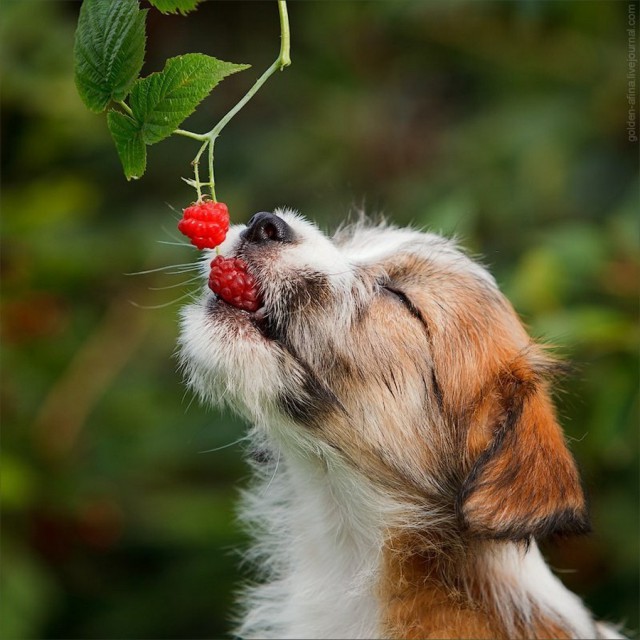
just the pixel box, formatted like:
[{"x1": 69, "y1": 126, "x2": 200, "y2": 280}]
[
  {"x1": 74, "y1": 0, "x2": 147, "y2": 113},
  {"x1": 107, "y1": 110, "x2": 147, "y2": 180},
  {"x1": 148, "y1": 0, "x2": 201, "y2": 15},
  {"x1": 130, "y1": 54, "x2": 249, "y2": 145}
]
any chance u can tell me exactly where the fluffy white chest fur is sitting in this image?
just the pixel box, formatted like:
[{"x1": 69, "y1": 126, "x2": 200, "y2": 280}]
[
  {"x1": 238, "y1": 438, "x2": 382, "y2": 639},
  {"x1": 179, "y1": 210, "x2": 624, "y2": 639}
]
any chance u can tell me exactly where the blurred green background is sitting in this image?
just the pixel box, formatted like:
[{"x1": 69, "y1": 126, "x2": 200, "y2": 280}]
[{"x1": 1, "y1": 1, "x2": 638, "y2": 638}]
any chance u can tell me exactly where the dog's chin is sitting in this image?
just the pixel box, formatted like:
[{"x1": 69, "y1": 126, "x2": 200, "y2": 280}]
[
  {"x1": 205, "y1": 293, "x2": 275, "y2": 342},
  {"x1": 180, "y1": 288, "x2": 289, "y2": 425}
]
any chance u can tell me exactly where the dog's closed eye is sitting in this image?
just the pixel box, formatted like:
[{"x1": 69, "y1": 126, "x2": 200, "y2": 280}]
[{"x1": 381, "y1": 284, "x2": 424, "y2": 325}]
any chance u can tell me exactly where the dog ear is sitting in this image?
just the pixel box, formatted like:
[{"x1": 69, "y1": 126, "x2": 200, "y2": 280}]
[{"x1": 458, "y1": 354, "x2": 590, "y2": 541}]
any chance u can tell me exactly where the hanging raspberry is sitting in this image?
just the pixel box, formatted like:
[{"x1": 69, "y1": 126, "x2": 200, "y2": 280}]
[{"x1": 178, "y1": 200, "x2": 230, "y2": 250}]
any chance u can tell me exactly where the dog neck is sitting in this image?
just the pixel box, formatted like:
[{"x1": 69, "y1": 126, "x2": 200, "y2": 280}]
[
  {"x1": 237, "y1": 430, "x2": 599, "y2": 639},
  {"x1": 238, "y1": 434, "x2": 384, "y2": 639}
]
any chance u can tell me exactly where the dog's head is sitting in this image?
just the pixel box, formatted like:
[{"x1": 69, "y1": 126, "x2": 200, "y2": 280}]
[{"x1": 179, "y1": 210, "x2": 589, "y2": 542}]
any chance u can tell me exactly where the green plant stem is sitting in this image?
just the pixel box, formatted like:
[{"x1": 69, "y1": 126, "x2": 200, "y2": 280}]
[
  {"x1": 175, "y1": 128, "x2": 207, "y2": 141},
  {"x1": 185, "y1": 0, "x2": 291, "y2": 201},
  {"x1": 208, "y1": 138, "x2": 216, "y2": 201},
  {"x1": 277, "y1": 0, "x2": 291, "y2": 68},
  {"x1": 208, "y1": 1, "x2": 291, "y2": 141},
  {"x1": 117, "y1": 100, "x2": 133, "y2": 117},
  {"x1": 192, "y1": 139, "x2": 209, "y2": 201}
]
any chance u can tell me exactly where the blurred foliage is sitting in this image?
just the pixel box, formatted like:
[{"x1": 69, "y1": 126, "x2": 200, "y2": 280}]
[{"x1": 1, "y1": 1, "x2": 638, "y2": 638}]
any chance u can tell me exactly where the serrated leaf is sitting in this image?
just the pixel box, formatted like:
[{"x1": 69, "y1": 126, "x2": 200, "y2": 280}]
[
  {"x1": 148, "y1": 0, "x2": 201, "y2": 15},
  {"x1": 129, "y1": 53, "x2": 249, "y2": 145},
  {"x1": 74, "y1": 0, "x2": 147, "y2": 113},
  {"x1": 107, "y1": 111, "x2": 147, "y2": 180}
]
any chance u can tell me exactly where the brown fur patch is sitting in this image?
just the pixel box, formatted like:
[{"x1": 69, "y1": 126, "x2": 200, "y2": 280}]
[
  {"x1": 380, "y1": 535, "x2": 580, "y2": 639},
  {"x1": 459, "y1": 366, "x2": 589, "y2": 540},
  {"x1": 380, "y1": 536, "x2": 499, "y2": 640}
]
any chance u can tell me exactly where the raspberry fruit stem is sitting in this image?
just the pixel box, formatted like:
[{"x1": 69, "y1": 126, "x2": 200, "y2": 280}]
[{"x1": 178, "y1": 0, "x2": 291, "y2": 202}]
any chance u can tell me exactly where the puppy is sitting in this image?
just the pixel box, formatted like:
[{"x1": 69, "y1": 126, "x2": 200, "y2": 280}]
[{"x1": 179, "y1": 210, "x2": 623, "y2": 639}]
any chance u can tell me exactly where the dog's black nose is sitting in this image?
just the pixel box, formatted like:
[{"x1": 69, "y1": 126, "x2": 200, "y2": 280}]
[{"x1": 242, "y1": 212, "x2": 294, "y2": 244}]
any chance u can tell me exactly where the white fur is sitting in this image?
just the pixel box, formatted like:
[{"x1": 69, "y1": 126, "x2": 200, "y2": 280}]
[
  {"x1": 479, "y1": 541, "x2": 598, "y2": 638},
  {"x1": 237, "y1": 429, "x2": 385, "y2": 639},
  {"x1": 334, "y1": 219, "x2": 496, "y2": 286},
  {"x1": 180, "y1": 297, "x2": 284, "y2": 422}
]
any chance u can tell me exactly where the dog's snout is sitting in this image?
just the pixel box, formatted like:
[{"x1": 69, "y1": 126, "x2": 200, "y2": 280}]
[{"x1": 243, "y1": 212, "x2": 294, "y2": 244}]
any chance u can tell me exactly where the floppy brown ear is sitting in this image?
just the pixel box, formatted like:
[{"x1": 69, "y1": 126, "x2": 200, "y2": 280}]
[{"x1": 458, "y1": 359, "x2": 590, "y2": 541}]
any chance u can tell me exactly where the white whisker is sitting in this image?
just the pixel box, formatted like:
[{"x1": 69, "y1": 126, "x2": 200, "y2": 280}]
[
  {"x1": 125, "y1": 262, "x2": 199, "y2": 276},
  {"x1": 164, "y1": 202, "x2": 183, "y2": 216},
  {"x1": 148, "y1": 275, "x2": 201, "y2": 291},
  {"x1": 198, "y1": 435, "x2": 250, "y2": 454},
  {"x1": 128, "y1": 290, "x2": 195, "y2": 310},
  {"x1": 261, "y1": 448, "x2": 280, "y2": 497},
  {"x1": 181, "y1": 388, "x2": 198, "y2": 414},
  {"x1": 156, "y1": 239, "x2": 193, "y2": 248}
]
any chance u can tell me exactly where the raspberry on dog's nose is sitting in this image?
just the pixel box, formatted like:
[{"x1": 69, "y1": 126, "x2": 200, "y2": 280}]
[{"x1": 242, "y1": 212, "x2": 294, "y2": 244}]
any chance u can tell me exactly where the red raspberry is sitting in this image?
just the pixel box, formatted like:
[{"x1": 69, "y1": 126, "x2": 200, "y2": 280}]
[
  {"x1": 178, "y1": 200, "x2": 230, "y2": 250},
  {"x1": 208, "y1": 256, "x2": 261, "y2": 312}
]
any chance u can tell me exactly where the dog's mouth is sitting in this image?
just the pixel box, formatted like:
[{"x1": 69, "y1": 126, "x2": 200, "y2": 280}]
[
  {"x1": 206, "y1": 258, "x2": 279, "y2": 341},
  {"x1": 246, "y1": 301, "x2": 276, "y2": 340},
  {"x1": 204, "y1": 211, "x2": 315, "y2": 343},
  {"x1": 207, "y1": 293, "x2": 277, "y2": 340}
]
